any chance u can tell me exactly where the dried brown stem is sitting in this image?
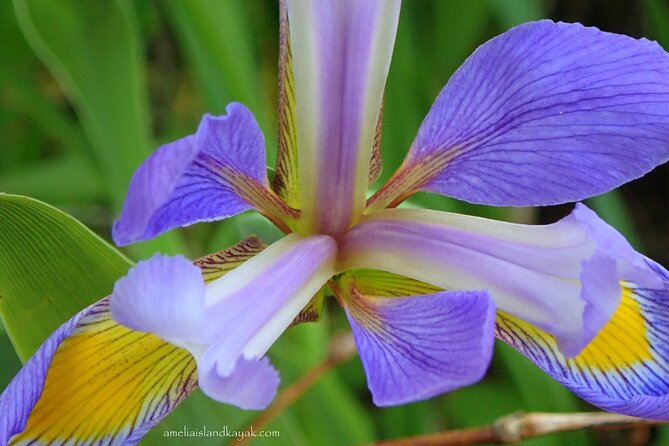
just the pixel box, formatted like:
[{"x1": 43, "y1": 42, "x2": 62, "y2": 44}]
[
  {"x1": 235, "y1": 332, "x2": 357, "y2": 445},
  {"x1": 371, "y1": 411, "x2": 668, "y2": 446}
]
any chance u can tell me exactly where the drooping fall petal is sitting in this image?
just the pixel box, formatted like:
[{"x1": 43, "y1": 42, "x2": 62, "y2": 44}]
[
  {"x1": 369, "y1": 20, "x2": 669, "y2": 210},
  {"x1": 0, "y1": 238, "x2": 264, "y2": 445},
  {"x1": 342, "y1": 286, "x2": 495, "y2": 406},
  {"x1": 0, "y1": 298, "x2": 197, "y2": 446},
  {"x1": 497, "y1": 260, "x2": 669, "y2": 419}
]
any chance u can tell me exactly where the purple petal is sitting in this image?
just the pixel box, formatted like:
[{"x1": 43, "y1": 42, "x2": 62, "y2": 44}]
[
  {"x1": 370, "y1": 21, "x2": 669, "y2": 209},
  {"x1": 197, "y1": 356, "x2": 279, "y2": 411},
  {"x1": 0, "y1": 310, "x2": 80, "y2": 444},
  {"x1": 497, "y1": 264, "x2": 669, "y2": 420},
  {"x1": 344, "y1": 289, "x2": 496, "y2": 406},
  {"x1": 110, "y1": 254, "x2": 208, "y2": 345},
  {"x1": 287, "y1": 0, "x2": 400, "y2": 235},
  {"x1": 113, "y1": 103, "x2": 288, "y2": 245},
  {"x1": 338, "y1": 205, "x2": 663, "y2": 358},
  {"x1": 0, "y1": 299, "x2": 197, "y2": 445}
]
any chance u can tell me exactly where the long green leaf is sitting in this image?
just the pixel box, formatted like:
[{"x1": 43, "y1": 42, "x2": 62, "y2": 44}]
[
  {"x1": 0, "y1": 194, "x2": 132, "y2": 362},
  {"x1": 162, "y1": 0, "x2": 277, "y2": 153},
  {"x1": 12, "y1": 0, "x2": 149, "y2": 206},
  {"x1": 0, "y1": 157, "x2": 105, "y2": 206},
  {"x1": 13, "y1": 0, "x2": 184, "y2": 256}
]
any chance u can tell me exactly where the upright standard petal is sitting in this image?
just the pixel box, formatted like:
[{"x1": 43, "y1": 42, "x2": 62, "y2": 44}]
[
  {"x1": 111, "y1": 233, "x2": 337, "y2": 408},
  {"x1": 287, "y1": 0, "x2": 400, "y2": 235},
  {"x1": 497, "y1": 261, "x2": 669, "y2": 420},
  {"x1": 341, "y1": 284, "x2": 495, "y2": 406},
  {"x1": 338, "y1": 205, "x2": 664, "y2": 357},
  {"x1": 368, "y1": 20, "x2": 669, "y2": 210},
  {"x1": 113, "y1": 103, "x2": 297, "y2": 245}
]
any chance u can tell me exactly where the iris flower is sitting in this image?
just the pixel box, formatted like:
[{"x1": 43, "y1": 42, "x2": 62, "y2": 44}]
[{"x1": 3, "y1": 1, "x2": 669, "y2": 444}]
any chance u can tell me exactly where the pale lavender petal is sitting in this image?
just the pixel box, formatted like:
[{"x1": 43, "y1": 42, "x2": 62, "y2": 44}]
[
  {"x1": 110, "y1": 254, "x2": 208, "y2": 345},
  {"x1": 345, "y1": 290, "x2": 495, "y2": 406},
  {"x1": 287, "y1": 0, "x2": 400, "y2": 234},
  {"x1": 370, "y1": 21, "x2": 669, "y2": 209},
  {"x1": 197, "y1": 356, "x2": 279, "y2": 410},
  {"x1": 200, "y1": 234, "x2": 337, "y2": 376},
  {"x1": 339, "y1": 205, "x2": 664, "y2": 358},
  {"x1": 571, "y1": 203, "x2": 664, "y2": 354},
  {"x1": 113, "y1": 102, "x2": 270, "y2": 245}
]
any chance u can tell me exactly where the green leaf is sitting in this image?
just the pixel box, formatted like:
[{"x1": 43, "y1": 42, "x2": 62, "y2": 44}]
[
  {"x1": 13, "y1": 0, "x2": 184, "y2": 256},
  {"x1": 0, "y1": 194, "x2": 132, "y2": 362},
  {"x1": 646, "y1": 0, "x2": 669, "y2": 47},
  {"x1": 269, "y1": 319, "x2": 377, "y2": 445},
  {"x1": 12, "y1": 0, "x2": 149, "y2": 206}
]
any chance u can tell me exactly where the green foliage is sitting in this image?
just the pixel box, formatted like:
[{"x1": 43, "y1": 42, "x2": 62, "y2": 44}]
[
  {"x1": 0, "y1": 194, "x2": 131, "y2": 361},
  {"x1": 13, "y1": 0, "x2": 184, "y2": 257}
]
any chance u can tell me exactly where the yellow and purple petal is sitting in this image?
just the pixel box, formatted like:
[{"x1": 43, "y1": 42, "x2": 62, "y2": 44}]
[
  {"x1": 287, "y1": 0, "x2": 400, "y2": 235},
  {"x1": 113, "y1": 103, "x2": 296, "y2": 245},
  {"x1": 0, "y1": 299, "x2": 196, "y2": 446},
  {"x1": 497, "y1": 262, "x2": 669, "y2": 419},
  {"x1": 369, "y1": 20, "x2": 669, "y2": 210}
]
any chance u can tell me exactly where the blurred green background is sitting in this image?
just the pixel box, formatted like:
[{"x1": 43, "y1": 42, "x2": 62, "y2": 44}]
[{"x1": 1, "y1": 0, "x2": 668, "y2": 445}]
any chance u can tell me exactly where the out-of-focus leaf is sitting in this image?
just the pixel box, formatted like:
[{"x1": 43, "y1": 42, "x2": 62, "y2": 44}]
[
  {"x1": 0, "y1": 194, "x2": 132, "y2": 361},
  {"x1": 13, "y1": 0, "x2": 184, "y2": 256},
  {"x1": 12, "y1": 0, "x2": 148, "y2": 205},
  {"x1": 0, "y1": 64, "x2": 89, "y2": 159},
  {"x1": 427, "y1": 0, "x2": 489, "y2": 91},
  {"x1": 646, "y1": 0, "x2": 669, "y2": 46},
  {"x1": 487, "y1": 0, "x2": 544, "y2": 27},
  {"x1": 442, "y1": 374, "x2": 520, "y2": 426},
  {"x1": 162, "y1": 0, "x2": 276, "y2": 153},
  {"x1": 0, "y1": 157, "x2": 105, "y2": 205},
  {"x1": 376, "y1": 401, "x2": 439, "y2": 441},
  {"x1": 496, "y1": 344, "x2": 591, "y2": 446},
  {"x1": 382, "y1": 5, "x2": 429, "y2": 182},
  {"x1": 208, "y1": 213, "x2": 283, "y2": 254},
  {"x1": 587, "y1": 191, "x2": 643, "y2": 250},
  {"x1": 0, "y1": 332, "x2": 21, "y2": 392}
]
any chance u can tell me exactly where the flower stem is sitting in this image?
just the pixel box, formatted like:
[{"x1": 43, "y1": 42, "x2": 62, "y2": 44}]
[
  {"x1": 235, "y1": 332, "x2": 356, "y2": 445},
  {"x1": 370, "y1": 411, "x2": 667, "y2": 446}
]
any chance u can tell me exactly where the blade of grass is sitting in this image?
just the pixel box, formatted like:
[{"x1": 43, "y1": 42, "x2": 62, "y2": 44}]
[{"x1": 13, "y1": 0, "x2": 185, "y2": 256}]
